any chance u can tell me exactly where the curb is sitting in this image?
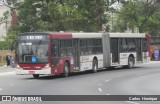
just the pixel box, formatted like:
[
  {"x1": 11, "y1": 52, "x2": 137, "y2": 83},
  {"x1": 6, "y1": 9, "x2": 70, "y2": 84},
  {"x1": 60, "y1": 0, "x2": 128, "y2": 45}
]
[{"x1": 145, "y1": 61, "x2": 160, "y2": 64}]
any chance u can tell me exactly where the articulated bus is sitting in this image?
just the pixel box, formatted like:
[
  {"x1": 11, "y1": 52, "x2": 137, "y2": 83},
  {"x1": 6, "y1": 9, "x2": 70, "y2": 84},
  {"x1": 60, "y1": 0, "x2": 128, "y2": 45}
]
[{"x1": 11, "y1": 32, "x2": 150, "y2": 78}]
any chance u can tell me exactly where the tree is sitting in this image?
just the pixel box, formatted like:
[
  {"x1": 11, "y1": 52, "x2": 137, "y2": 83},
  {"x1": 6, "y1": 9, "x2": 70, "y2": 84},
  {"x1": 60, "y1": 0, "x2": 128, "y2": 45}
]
[
  {"x1": 14, "y1": 0, "x2": 110, "y2": 32},
  {"x1": 4, "y1": 0, "x2": 125, "y2": 33},
  {"x1": 114, "y1": 0, "x2": 160, "y2": 34}
]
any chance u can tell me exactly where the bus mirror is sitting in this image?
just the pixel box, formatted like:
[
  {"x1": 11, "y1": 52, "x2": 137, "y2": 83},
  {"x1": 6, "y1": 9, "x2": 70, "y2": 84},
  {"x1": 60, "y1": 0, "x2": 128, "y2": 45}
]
[{"x1": 10, "y1": 40, "x2": 16, "y2": 51}]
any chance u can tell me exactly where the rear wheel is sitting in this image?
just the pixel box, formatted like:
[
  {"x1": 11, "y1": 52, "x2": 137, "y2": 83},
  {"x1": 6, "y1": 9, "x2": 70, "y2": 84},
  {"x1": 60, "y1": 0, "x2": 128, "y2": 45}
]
[
  {"x1": 63, "y1": 62, "x2": 69, "y2": 77},
  {"x1": 92, "y1": 59, "x2": 98, "y2": 73},
  {"x1": 128, "y1": 57, "x2": 134, "y2": 69},
  {"x1": 33, "y1": 74, "x2": 39, "y2": 78}
]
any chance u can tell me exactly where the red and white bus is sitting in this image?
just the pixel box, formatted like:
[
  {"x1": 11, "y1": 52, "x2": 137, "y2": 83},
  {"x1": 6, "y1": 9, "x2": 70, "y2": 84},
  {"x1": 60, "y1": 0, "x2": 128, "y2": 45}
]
[{"x1": 11, "y1": 32, "x2": 150, "y2": 78}]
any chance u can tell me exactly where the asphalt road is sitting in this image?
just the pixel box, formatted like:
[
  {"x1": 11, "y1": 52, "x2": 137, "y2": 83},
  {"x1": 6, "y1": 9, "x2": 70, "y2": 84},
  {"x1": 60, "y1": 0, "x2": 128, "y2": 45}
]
[{"x1": 0, "y1": 62, "x2": 160, "y2": 104}]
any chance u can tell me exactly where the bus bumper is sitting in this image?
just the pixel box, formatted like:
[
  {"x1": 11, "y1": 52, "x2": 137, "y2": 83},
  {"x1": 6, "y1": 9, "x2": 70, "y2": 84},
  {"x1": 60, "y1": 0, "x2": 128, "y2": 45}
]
[{"x1": 15, "y1": 68, "x2": 51, "y2": 75}]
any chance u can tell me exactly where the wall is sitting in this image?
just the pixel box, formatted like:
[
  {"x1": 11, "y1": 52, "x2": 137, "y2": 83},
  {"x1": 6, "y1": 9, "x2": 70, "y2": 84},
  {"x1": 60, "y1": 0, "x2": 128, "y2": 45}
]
[{"x1": 0, "y1": 50, "x2": 14, "y2": 64}]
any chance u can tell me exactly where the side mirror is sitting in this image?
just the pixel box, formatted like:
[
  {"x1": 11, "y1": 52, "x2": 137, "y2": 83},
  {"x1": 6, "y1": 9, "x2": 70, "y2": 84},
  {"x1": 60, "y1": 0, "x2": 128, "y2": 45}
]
[{"x1": 10, "y1": 40, "x2": 16, "y2": 51}]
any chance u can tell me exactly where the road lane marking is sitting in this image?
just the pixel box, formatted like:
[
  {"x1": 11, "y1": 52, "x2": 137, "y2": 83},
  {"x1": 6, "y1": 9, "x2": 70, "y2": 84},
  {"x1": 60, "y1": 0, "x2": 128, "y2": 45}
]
[
  {"x1": 104, "y1": 79, "x2": 111, "y2": 83},
  {"x1": 98, "y1": 84, "x2": 102, "y2": 86},
  {"x1": 28, "y1": 80, "x2": 34, "y2": 82},
  {"x1": 0, "y1": 88, "x2": 3, "y2": 91},
  {"x1": 136, "y1": 72, "x2": 147, "y2": 76},
  {"x1": 9, "y1": 84, "x2": 13, "y2": 86},
  {"x1": 98, "y1": 88, "x2": 102, "y2": 92},
  {"x1": 126, "y1": 101, "x2": 139, "y2": 104}
]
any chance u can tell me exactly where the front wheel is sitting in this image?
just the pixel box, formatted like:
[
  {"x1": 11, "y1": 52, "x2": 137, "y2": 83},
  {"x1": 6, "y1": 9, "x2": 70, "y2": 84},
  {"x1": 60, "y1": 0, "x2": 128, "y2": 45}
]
[
  {"x1": 128, "y1": 57, "x2": 134, "y2": 69},
  {"x1": 63, "y1": 62, "x2": 69, "y2": 77},
  {"x1": 33, "y1": 74, "x2": 39, "y2": 78}
]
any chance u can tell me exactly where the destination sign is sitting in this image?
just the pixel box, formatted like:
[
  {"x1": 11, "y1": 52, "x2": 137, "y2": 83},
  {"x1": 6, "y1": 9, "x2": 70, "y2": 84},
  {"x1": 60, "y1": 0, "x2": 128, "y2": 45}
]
[
  {"x1": 27, "y1": 36, "x2": 43, "y2": 40},
  {"x1": 19, "y1": 35, "x2": 48, "y2": 40}
]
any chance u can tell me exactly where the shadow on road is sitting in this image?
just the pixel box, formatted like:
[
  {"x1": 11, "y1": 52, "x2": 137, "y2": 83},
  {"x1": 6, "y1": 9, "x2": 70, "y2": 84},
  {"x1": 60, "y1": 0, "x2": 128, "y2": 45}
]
[{"x1": 22, "y1": 66, "x2": 144, "y2": 80}]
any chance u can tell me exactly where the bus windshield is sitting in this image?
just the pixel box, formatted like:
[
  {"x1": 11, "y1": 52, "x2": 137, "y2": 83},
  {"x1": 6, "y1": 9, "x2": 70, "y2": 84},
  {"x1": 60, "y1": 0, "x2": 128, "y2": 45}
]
[{"x1": 16, "y1": 40, "x2": 49, "y2": 63}]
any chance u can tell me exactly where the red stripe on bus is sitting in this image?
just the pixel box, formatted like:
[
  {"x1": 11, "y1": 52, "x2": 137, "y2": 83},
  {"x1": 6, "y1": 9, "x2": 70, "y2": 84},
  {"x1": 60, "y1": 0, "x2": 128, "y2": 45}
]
[{"x1": 49, "y1": 33, "x2": 72, "y2": 39}]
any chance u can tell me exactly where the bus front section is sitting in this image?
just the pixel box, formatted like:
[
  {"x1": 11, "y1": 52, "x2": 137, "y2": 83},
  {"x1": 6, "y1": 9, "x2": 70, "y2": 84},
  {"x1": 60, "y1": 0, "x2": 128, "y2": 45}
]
[{"x1": 14, "y1": 33, "x2": 50, "y2": 78}]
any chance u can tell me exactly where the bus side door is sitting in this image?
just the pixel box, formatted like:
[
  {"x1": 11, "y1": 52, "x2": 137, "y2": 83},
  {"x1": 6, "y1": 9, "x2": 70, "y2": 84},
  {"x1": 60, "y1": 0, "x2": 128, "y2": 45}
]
[
  {"x1": 136, "y1": 38, "x2": 142, "y2": 61},
  {"x1": 73, "y1": 39, "x2": 80, "y2": 69},
  {"x1": 111, "y1": 38, "x2": 119, "y2": 63}
]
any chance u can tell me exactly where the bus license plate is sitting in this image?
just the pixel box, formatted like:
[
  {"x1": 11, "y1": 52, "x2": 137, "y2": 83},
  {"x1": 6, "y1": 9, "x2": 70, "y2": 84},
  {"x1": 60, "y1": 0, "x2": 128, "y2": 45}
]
[{"x1": 29, "y1": 71, "x2": 35, "y2": 74}]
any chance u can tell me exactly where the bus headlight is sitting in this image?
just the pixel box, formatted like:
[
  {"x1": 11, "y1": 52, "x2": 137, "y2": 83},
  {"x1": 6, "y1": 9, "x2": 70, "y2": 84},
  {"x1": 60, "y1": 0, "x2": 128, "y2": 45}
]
[
  {"x1": 16, "y1": 64, "x2": 21, "y2": 69},
  {"x1": 44, "y1": 63, "x2": 50, "y2": 68}
]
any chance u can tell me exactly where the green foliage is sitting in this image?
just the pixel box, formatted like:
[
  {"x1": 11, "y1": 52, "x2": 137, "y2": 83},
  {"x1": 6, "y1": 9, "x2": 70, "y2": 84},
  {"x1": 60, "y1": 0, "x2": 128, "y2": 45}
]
[
  {"x1": 17, "y1": 0, "x2": 40, "y2": 32},
  {"x1": 14, "y1": 0, "x2": 109, "y2": 32},
  {"x1": 0, "y1": 26, "x2": 19, "y2": 50},
  {"x1": 1, "y1": 0, "x2": 114, "y2": 49},
  {"x1": 113, "y1": 0, "x2": 160, "y2": 34},
  {"x1": 1, "y1": 0, "x2": 160, "y2": 51}
]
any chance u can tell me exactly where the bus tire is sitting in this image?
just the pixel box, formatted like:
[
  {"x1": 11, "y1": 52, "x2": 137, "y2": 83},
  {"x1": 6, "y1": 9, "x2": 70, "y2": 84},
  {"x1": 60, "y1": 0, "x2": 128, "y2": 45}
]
[
  {"x1": 63, "y1": 62, "x2": 69, "y2": 77},
  {"x1": 33, "y1": 74, "x2": 39, "y2": 78},
  {"x1": 92, "y1": 59, "x2": 98, "y2": 73},
  {"x1": 128, "y1": 57, "x2": 134, "y2": 69}
]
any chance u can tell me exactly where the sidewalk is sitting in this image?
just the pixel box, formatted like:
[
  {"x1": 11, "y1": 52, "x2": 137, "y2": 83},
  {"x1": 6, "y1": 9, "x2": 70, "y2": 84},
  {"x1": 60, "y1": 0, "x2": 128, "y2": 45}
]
[
  {"x1": 145, "y1": 61, "x2": 160, "y2": 64},
  {"x1": 0, "y1": 65, "x2": 15, "y2": 73}
]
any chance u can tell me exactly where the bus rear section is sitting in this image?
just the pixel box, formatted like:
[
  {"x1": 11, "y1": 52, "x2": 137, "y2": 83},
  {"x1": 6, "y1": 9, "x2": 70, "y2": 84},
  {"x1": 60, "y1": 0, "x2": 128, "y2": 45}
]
[{"x1": 109, "y1": 33, "x2": 150, "y2": 68}]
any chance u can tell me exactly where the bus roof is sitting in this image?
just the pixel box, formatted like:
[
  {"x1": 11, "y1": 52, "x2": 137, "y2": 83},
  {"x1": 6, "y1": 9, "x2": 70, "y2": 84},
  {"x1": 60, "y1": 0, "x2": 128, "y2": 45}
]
[
  {"x1": 18, "y1": 32, "x2": 146, "y2": 39},
  {"x1": 109, "y1": 33, "x2": 146, "y2": 38},
  {"x1": 72, "y1": 33, "x2": 102, "y2": 38},
  {"x1": 72, "y1": 32, "x2": 146, "y2": 38}
]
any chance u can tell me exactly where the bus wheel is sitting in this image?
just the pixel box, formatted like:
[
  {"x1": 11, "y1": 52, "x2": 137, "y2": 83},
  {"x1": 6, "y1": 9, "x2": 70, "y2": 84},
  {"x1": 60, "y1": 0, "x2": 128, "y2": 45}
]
[
  {"x1": 63, "y1": 62, "x2": 69, "y2": 77},
  {"x1": 128, "y1": 57, "x2": 134, "y2": 69},
  {"x1": 92, "y1": 59, "x2": 98, "y2": 73},
  {"x1": 33, "y1": 74, "x2": 39, "y2": 78}
]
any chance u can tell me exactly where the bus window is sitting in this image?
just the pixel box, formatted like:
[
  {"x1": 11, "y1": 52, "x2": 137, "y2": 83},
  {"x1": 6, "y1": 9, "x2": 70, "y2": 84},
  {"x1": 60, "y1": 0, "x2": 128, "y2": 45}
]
[
  {"x1": 143, "y1": 38, "x2": 148, "y2": 52},
  {"x1": 80, "y1": 39, "x2": 88, "y2": 55},
  {"x1": 128, "y1": 38, "x2": 135, "y2": 52},
  {"x1": 60, "y1": 40, "x2": 66, "y2": 57},
  {"x1": 93, "y1": 39, "x2": 102, "y2": 54},
  {"x1": 87, "y1": 39, "x2": 94, "y2": 54},
  {"x1": 59, "y1": 39, "x2": 73, "y2": 57},
  {"x1": 60, "y1": 49, "x2": 66, "y2": 57},
  {"x1": 51, "y1": 40, "x2": 59, "y2": 57},
  {"x1": 121, "y1": 38, "x2": 128, "y2": 52},
  {"x1": 66, "y1": 40, "x2": 73, "y2": 56}
]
